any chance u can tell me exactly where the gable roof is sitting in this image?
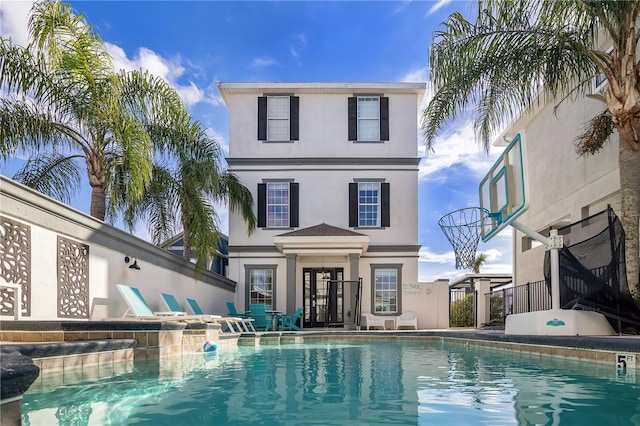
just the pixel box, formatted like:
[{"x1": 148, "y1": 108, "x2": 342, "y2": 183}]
[
  {"x1": 277, "y1": 223, "x2": 365, "y2": 238},
  {"x1": 273, "y1": 223, "x2": 369, "y2": 256}
]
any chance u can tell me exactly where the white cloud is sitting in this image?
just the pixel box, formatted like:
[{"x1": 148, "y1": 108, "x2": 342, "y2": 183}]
[
  {"x1": 418, "y1": 120, "x2": 502, "y2": 181},
  {"x1": 290, "y1": 33, "x2": 307, "y2": 65},
  {"x1": 252, "y1": 58, "x2": 277, "y2": 68},
  {"x1": 0, "y1": 1, "x2": 32, "y2": 46},
  {"x1": 401, "y1": 67, "x2": 428, "y2": 83},
  {"x1": 426, "y1": 0, "x2": 452, "y2": 16},
  {"x1": 105, "y1": 43, "x2": 205, "y2": 108},
  {"x1": 206, "y1": 127, "x2": 229, "y2": 157},
  {"x1": 419, "y1": 247, "x2": 456, "y2": 264},
  {"x1": 393, "y1": 0, "x2": 413, "y2": 14}
]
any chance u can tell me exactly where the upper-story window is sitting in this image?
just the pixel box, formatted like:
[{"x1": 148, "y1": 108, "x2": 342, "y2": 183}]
[
  {"x1": 348, "y1": 96, "x2": 389, "y2": 142},
  {"x1": 257, "y1": 181, "x2": 299, "y2": 228},
  {"x1": 358, "y1": 182, "x2": 381, "y2": 227},
  {"x1": 357, "y1": 97, "x2": 380, "y2": 141},
  {"x1": 349, "y1": 181, "x2": 390, "y2": 228},
  {"x1": 258, "y1": 96, "x2": 299, "y2": 142}
]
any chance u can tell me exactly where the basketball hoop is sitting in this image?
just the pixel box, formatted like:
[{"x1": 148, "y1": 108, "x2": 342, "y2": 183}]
[{"x1": 438, "y1": 207, "x2": 490, "y2": 270}]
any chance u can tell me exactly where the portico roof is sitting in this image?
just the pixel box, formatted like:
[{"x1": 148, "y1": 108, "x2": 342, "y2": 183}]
[{"x1": 273, "y1": 223, "x2": 369, "y2": 256}]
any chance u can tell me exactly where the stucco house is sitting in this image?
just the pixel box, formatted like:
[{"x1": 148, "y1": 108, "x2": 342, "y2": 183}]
[
  {"x1": 217, "y1": 82, "x2": 426, "y2": 329},
  {"x1": 496, "y1": 76, "x2": 621, "y2": 285}
]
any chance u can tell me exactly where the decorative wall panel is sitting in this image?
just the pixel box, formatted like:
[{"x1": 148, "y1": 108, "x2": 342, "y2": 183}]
[
  {"x1": 57, "y1": 236, "x2": 89, "y2": 318},
  {"x1": 0, "y1": 215, "x2": 31, "y2": 317}
]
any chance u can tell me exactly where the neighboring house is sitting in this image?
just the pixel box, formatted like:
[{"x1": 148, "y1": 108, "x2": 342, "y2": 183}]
[
  {"x1": 218, "y1": 82, "x2": 426, "y2": 328},
  {"x1": 495, "y1": 73, "x2": 620, "y2": 285},
  {"x1": 160, "y1": 232, "x2": 229, "y2": 277}
]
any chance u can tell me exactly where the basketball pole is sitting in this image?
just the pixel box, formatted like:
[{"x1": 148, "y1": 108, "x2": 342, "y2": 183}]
[{"x1": 510, "y1": 221, "x2": 562, "y2": 310}]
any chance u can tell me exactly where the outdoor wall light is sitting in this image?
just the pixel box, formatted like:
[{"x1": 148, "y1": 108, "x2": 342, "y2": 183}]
[{"x1": 124, "y1": 256, "x2": 141, "y2": 270}]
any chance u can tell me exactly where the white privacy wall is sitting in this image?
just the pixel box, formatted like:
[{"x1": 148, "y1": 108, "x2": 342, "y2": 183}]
[{"x1": 0, "y1": 176, "x2": 237, "y2": 321}]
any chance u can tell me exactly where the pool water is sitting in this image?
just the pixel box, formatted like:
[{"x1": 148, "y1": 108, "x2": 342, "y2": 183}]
[{"x1": 22, "y1": 340, "x2": 640, "y2": 425}]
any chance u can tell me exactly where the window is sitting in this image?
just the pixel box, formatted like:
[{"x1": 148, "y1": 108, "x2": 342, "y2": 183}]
[
  {"x1": 371, "y1": 265, "x2": 401, "y2": 314},
  {"x1": 357, "y1": 97, "x2": 380, "y2": 141},
  {"x1": 348, "y1": 96, "x2": 389, "y2": 141},
  {"x1": 257, "y1": 182, "x2": 299, "y2": 228},
  {"x1": 358, "y1": 182, "x2": 380, "y2": 227},
  {"x1": 267, "y1": 182, "x2": 289, "y2": 227},
  {"x1": 349, "y1": 182, "x2": 390, "y2": 228},
  {"x1": 258, "y1": 96, "x2": 299, "y2": 141},
  {"x1": 246, "y1": 266, "x2": 275, "y2": 309}
]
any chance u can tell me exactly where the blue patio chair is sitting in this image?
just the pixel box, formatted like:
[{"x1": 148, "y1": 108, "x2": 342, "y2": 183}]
[
  {"x1": 279, "y1": 307, "x2": 303, "y2": 331},
  {"x1": 226, "y1": 301, "x2": 250, "y2": 318},
  {"x1": 249, "y1": 303, "x2": 270, "y2": 331},
  {"x1": 186, "y1": 297, "x2": 254, "y2": 332}
]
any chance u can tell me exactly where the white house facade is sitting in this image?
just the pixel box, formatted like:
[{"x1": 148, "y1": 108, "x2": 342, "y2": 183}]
[
  {"x1": 218, "y1": 82, "x2": 426, "y2": 329},
  {"x1": 497, "y1": 84, "x2": 621, "y2": 285}
]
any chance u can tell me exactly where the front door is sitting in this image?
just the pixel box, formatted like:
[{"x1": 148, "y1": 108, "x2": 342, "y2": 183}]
[{"x1": 303, "y1": 268, "x2": 344, "y2": 328}]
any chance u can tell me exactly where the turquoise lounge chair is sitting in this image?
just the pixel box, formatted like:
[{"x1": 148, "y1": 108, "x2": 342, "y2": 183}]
[
  {"x1": 185, "y1": 297, "x2": 254, "y2": 332},
  {"x1": 160, "y1": 292, "x2": 222, "y2": 323},
  {"x1": 226, "y1": 301, "x2": 250, "y2": 319},
  {"x1": 116, "y1": 284, "x2": 201, "y2": 321},
  {"x1": 279, "y1": 307, "x2": 303, "y2": 331}
]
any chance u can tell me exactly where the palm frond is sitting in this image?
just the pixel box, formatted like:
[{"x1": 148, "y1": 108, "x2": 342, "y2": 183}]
[
  {"x1": 423, "y1": 0, "x2": 607, "y2": 150},
  {"x1": 12, "y1": 152, "x2": 82, "y2": 203}
]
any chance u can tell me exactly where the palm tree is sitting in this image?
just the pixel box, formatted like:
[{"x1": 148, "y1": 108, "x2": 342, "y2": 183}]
[
  {"x1": 124, "y1": 112, "x2": 256, "y2": 272},
  {"x1": 422, "y1": 0, "x2": 640, "y2": 300},
  {"x1": 0, "y1": 0, "x2": 184, "y2": 221},
  {"x1": 474, "y1": 253, "x2": 488, "y2": 274}
]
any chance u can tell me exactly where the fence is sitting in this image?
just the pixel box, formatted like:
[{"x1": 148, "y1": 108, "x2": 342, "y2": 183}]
[
  {"x1": 449, "y1": 288, "x2": 475, "y2": 327},
  {"x1": 487, "y1": 264, "x2": 620, "y2": 324}
]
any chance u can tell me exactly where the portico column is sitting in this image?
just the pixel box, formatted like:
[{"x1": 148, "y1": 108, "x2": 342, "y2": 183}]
[
  {"x1": 349, "y1": 253, "x2": 360, "y2": 283},
  {"x1": 286, "y1": 253, "x2": 297, "y2": 313}
]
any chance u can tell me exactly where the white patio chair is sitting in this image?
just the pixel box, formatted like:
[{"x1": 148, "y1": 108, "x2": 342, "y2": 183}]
[
  {"x1": 361, "y1": 313, "x2": 386, "y2": 330},
  {"x1": 396, "y1": 311, "x2": 418, "y2": 330}
]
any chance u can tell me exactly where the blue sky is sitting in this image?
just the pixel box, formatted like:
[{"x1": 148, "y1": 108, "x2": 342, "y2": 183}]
[{"x1": 0, "y1": 0, "x2": 512, "y2": 282}]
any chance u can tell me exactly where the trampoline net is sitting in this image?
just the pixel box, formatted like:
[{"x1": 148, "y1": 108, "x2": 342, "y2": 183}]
[{"x1": 543, "y1": 207, "x2": 640, "y2": 333}]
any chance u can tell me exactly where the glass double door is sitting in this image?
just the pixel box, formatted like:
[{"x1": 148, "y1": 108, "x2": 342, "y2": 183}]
[{"x1": 303, "y1": 268, "x2": 343, "y2": 328}]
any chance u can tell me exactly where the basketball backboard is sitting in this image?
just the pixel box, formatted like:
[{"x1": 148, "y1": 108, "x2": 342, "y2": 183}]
[{"x1": 479, "y1": 132, "x2": 528, "y2": 242}]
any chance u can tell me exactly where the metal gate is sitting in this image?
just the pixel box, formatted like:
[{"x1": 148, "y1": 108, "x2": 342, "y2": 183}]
[{"x1": 449, "y1": 287, "x2": 475, "y2": 327}]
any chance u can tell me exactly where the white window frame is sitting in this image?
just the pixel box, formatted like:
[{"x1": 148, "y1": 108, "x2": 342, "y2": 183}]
[
  {"x1": 266, "y1": 182, "x2": 290, "y2": 228},
  {"x1": 358, "y1": 182, "x2": 381, "y2": 228},
  {"x1": 267, "y1": 96, "x2": 290, "y2": 141},
  {"x1": 357, "y1": 96, "x2": 380, "y2": 141},
  {"x1": 371, "y1": 265, "x2": 401, "y2": 314},
  {"x1": 246, "y1": 266, "x2": 275, "y2": 310}
]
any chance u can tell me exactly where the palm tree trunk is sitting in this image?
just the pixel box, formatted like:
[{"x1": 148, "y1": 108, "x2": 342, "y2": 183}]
[
  {"x1": 87, "y1": 154, "x2": 106, "y2": 221},
  {"x1": 182, "y1": 218, "x2": 191, "y2": 261},
  {"x1": 89, "y1": 186, "x2": 106, "y2": 221},
  {"x1": 619, "y1": 139, "x2": 640, "y2": 300}
]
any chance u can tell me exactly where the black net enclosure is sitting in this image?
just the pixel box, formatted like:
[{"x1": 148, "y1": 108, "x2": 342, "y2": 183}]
[{"x1": 544, "y1": 207, "x2": 640, "y2": 333}]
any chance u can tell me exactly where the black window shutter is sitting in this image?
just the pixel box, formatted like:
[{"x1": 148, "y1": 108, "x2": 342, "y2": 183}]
[
  {"x1": 348, "y1": 97, "x2": 357, "y2": 141},
  {"x1": 349, "y1": 183, "x2": 358, "y2": 227},
  {"x1": 381, "y1": 182, "x2": 390, "y2": 227},
  {"x1": 289, "y1": 183, "x2": 299, "y2": 227},
  {"x1": 258, "y1": 97, "x2": 267, "y2": 140},
  {"x1": 257, "y1": 183, "x2": 266, "y2": 227},
  {"x1": 290, "y1": 96, "x2": 299, "y2": 141},
  {"x1": 380, "y1": 97, "x2": 389, "y2": 141}
]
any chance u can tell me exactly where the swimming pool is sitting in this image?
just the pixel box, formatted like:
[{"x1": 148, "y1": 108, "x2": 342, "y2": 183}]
[{"x1": 22, "y1": 340, "x2": 640, "y2": 425}]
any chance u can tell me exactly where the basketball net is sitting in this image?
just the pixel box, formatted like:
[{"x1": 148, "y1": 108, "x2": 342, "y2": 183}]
[{"x1": 438, "y1": 207, "x2": 489, "y2": 270}]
